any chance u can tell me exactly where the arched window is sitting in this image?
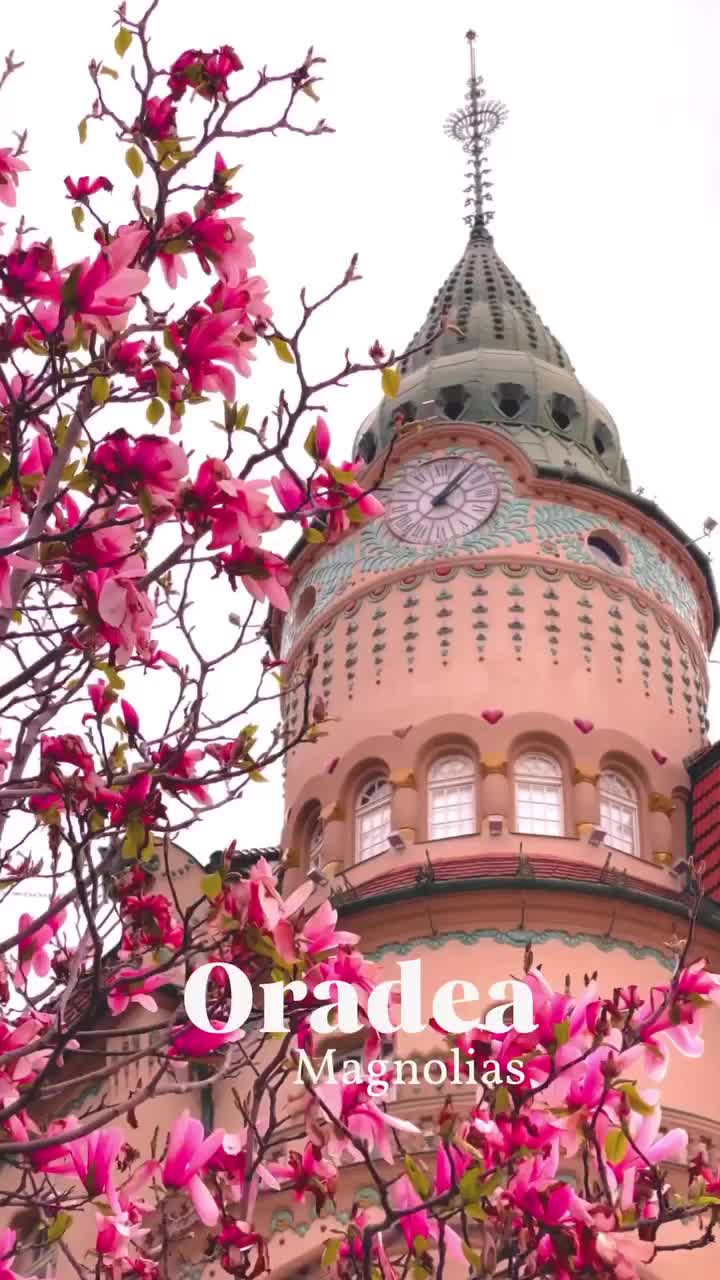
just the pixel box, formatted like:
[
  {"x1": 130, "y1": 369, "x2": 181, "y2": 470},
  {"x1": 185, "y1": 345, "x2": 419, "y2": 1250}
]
[
  {"x1": 599, "y1": 770, "x2": 639, "y2": 856},
  {"x1": 308, "y1": 810, "x2": 324, "y2": 873},
  {"x1": 355, "y1": 776, "x2": 392, "y2": 861},
  {"x1": 428, "y1": 754, "x2": 476, "y2": 839},
  {"x1": 514, "y1": 752, "x2": 564, "y2": 836}
]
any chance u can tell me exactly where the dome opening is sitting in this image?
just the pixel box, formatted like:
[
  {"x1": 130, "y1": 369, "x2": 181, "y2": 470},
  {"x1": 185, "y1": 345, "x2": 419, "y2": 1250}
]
[{"x1": 587, "y1": 531, "x2": 625, "y2": 567}]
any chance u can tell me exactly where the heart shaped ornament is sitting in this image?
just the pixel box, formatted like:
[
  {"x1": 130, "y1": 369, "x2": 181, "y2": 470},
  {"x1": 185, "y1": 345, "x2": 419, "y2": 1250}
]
[
  {"x1": 482, "y1": 708, "x2": 504, "y2": 725},
  {"x1": 573, "y1": 718, "x2": 594, "y2": 735}
]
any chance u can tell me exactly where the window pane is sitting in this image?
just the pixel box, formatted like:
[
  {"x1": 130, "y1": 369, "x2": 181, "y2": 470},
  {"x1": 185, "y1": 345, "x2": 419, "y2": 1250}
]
[
  {"x1": 356, "y1": 777, "x2": 392, "y2": 860},
  {"x1": 599, "y1": 772, "x2": 638, "y2": 856},
  {"x1": 429, "y1": 756, "x2": 476, "y2": 839},
  {"x1": 515, "y1": 762, "x2": 563, "y2": 836}
]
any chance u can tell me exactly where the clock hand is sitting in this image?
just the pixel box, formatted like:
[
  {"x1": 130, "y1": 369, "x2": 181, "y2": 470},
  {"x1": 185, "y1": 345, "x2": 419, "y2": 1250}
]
[{"x1": 431, "y1": 461, "x2": 475, "y2": 507}]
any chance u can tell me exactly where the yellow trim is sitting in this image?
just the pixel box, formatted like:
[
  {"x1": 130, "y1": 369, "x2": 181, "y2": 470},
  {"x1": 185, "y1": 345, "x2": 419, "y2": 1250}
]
[
  {"x1": 481, "y1": 754, "x2": 508, "y2": 778},
  {"x1": 573, "y1": 764, "x2": 599, "y2": 786},
  {"x1": 649, "y1": 792, "x2": 675, "y2": 816},
  {"x1": 390, "y1": 768, "x2": 416, "y2": 789}
]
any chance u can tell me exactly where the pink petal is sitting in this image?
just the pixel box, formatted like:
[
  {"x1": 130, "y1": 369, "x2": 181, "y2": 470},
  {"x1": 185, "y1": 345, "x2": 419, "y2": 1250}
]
[
  {"x1": 188, "y1": 1173, "x2": 219, "y2": 1226},
  {"x1": 98, "y1": 579, "x2": 127, "y2": 627}
]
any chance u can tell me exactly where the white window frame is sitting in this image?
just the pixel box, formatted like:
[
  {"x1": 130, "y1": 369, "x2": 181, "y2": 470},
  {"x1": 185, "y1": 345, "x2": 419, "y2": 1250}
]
[
  {"x1": 428, "y1": 754, "x2": 476, "y2": 839},
  {"x1": 308, "y1": 813, "x2": 324, "y2": 873},
  {"x1": 514, "y1": 752, "x2": 564, "y2": 836},
  {"x1": 355, "y1": 776, "x2": 392, "y2": 862},
  {"x1": 599, "y1": 770, "x2": 639, "y2": 856}
]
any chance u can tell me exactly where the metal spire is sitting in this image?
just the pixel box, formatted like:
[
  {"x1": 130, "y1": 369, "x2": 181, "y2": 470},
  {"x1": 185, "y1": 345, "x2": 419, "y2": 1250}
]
[{"x1": 444, "y1": 30, "x2": 507, "y2": 237}]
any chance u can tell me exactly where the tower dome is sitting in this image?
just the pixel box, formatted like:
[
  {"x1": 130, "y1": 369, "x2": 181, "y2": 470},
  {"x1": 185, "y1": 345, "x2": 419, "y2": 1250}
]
[
  {"x1": 353, "y1": 40, "x2": 630, "y2": 491},
  {"x1": 268, "y1": 37, "x2": 720, "y2": 1279}
]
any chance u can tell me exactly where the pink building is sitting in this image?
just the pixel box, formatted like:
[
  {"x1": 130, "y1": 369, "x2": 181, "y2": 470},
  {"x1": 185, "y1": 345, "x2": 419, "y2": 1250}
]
[{"x1": 271, "y1": 36, "x2": 720, "y2": 1279}]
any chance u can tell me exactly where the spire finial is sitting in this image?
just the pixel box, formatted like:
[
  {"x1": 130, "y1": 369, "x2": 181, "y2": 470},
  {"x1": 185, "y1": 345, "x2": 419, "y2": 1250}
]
[{"x1": 444, "y1": 30, "x2": 507, "y2": 237}]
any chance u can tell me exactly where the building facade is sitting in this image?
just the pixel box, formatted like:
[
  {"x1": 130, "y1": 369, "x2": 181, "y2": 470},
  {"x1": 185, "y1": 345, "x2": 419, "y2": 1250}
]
[{"x1": 271, "y1": 37, "x2": 720, "y2": 1279}]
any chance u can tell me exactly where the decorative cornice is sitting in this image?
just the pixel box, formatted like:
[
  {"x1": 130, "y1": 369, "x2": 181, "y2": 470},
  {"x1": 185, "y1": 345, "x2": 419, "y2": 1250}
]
[
  {"x1": 575, "y1": 821, "x2": 596, "y2": 838},
  {"x1": 573, "y1": 764, "x2": 599, "y2": 786},
  {"x1": 320, "y1": 800, "x2": 344, "y2": 823},
  {"x1": 367, "y1": 925, "x2": 674, "y2": 971},
  {"x1": 649, "y1": 792, "x2": 676, "y2": 815},
  {"x1": 481, "y1": 753, "x2": 508, "y2": 777},
  {"x1": 389, "y1": 767, "x2": 416, "y2": 790}
]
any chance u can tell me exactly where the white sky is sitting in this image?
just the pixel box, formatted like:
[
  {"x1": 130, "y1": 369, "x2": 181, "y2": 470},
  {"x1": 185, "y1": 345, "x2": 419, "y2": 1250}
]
[{"x1": 2, "y1": 0, "x2": 719, "y2": 857}]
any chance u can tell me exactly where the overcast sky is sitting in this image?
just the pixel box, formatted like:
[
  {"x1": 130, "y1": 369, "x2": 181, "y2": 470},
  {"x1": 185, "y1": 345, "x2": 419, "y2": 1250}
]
[{"x1": 2, "y1": 0, "x2": 719, "y2": 856}]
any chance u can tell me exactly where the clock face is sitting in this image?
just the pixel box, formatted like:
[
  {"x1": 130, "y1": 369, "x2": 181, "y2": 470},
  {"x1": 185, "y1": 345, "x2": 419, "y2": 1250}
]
[{"x1": 387, "y1": 455, "x2": 499, "y2": 545}]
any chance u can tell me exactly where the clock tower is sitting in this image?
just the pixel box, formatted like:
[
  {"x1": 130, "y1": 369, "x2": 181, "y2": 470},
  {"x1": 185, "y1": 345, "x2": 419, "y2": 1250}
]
[{"x1": 267, "y1": 33, "x2": 720, "y2": 1279}]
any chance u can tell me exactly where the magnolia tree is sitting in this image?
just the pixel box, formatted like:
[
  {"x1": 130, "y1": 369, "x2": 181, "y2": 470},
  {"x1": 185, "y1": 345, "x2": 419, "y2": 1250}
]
[{"x1": 0, "y1": 2, "x2": 719, "y2": 1278}]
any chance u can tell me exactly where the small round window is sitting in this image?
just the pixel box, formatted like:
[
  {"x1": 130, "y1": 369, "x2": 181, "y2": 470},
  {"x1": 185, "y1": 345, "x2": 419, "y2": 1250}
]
[{"x1": 587, "y1": 531, "x2": 625, "y2": 567}]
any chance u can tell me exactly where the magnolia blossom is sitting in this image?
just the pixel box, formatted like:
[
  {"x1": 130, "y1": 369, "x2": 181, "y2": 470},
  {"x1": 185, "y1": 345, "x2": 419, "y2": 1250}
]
[
  {"x1": 64, "y1": 175, "x2": 113, "y2": 199},
  {"x1": 15, "y1": 907, "x2": 66, "y2": 986},
  {"x1": 162, "y1": 1111, "x2": 225, "y2": 1226},
  {"x1": 62, "y1": 225, "x2": 149, "y2": 339},
  {"x1": 0, "y1": 503, "x2": 34, "y2": 608},
  {"x1": 216, "y1": 544, "x2": 292, "y2": 609},
  {"x1": 107, "y1": 966, "x2": 166, "y2": 1016},
  {"x1": 0, "y1": 149, "x2": 29, "y2": 207},
  {"x1": 91, "y1": 430, "x2": 189, "y2": 516},
  {"x1": 0, "y1": 738, "x2": 12, "y2": 783},
  {"x1": 168, "y1": 46, "x2": 242, "y2": 101}
]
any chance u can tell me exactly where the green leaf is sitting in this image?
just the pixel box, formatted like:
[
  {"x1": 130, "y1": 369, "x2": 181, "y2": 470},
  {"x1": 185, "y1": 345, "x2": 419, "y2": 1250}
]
[
  {"x1": 125, "y1": 146, "x2": 144, "y2": 179},
  {"x1": 494, "y1": 1085, "x2": 511, "y2": 1116},
  {"x1": 553, "y1": 1019, "x2": 570, "y2": 1047},
  {"x1": 304, "y1": 526, "x2": 326, "y2": 544},
  {"x1": 146, "y1": 398, "x2": 164, "y2": 425},
  {"x1": 55, "y1": 415, "x2": 71, "y2": 447},
  {"x1": 114, "y1": 26, "x2": 133, "y2": 57},
  {"x1": 122, "y1": 818, "x2": 149, "y2": 862},
  {"x1": 155, "y1": 365, "x2": 172, "y2": 403},
  {"x1": 321, "y1": 1240, "x2": 341, "y2": 1268},
  {"x1": 381, "y1": 365, "x2": 401, "y2": 398},
  {"x1": 91, "y1": 375, "x2": 111, "y2": 405},
  {"x1": 72, "y1": 205, "x2": 85, "y2": 232},
  {"x1": 326, "y1": 464, "x2": 357, "y2": 485},
  {"x1": 78, "y1": 118, "x2": 88, "y2": 144},
  {"x1": 235, "y1": 403, "x2": 249, "y2": 430},
  {"x1": 270, "y1": 336, "x2": 294, "y2": 364},
  {"x1": 138, "y1": 488, "x2": 154, "y2": 520},
  {"x1": 100, "y1": 66, "x2": 119, "y2": 80},
  {"x1": 163, "y1": 326, "x2": 181, "y2": 355},
  {"x1": 617, "y1": 1082, "x2": 654, "y2": 1117},
  {"x1": 403, "y1": 1155, "x2": 431, "y2": 1199},
  {"x1": 202, "y1": 871, "x2": 223, "y2": 900},
  {"x1": 605, "y1": 1129, "x2": 629, "y2": 1164},
  {"x1": 461, "y1": 1244, "x2": 484, "y2": 1270},
  {"x1": 96, "y1": 662, "x2": 125, "y2": 691},
  {"x1": 47, "y1": 1212, "x2": 73, "y2": 1243},
  {"x1": 24, "y1": 334, "x2": 48, "y2": 356},
  {"x1": 460, "y1": 1167, "x2": 502, "y2": 1203}
]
